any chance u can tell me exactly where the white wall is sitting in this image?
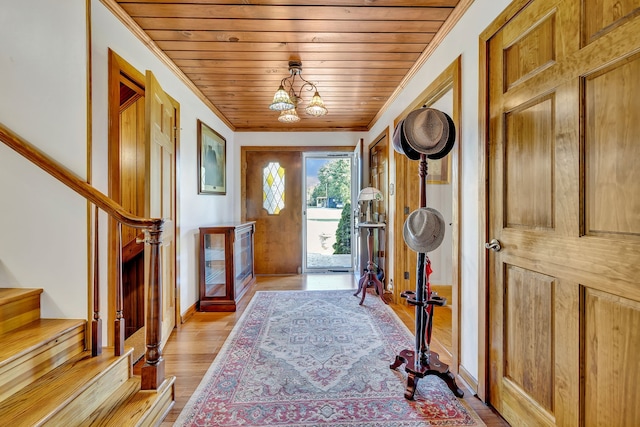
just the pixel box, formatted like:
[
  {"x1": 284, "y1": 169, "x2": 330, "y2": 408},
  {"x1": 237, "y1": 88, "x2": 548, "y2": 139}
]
[
  {"x1": 367, "y1": 0, "x2": 513, "y2": 380},
  {"x1": 90, "y1": 0, "x2": 236, "y2": 317},
  {"x1": 0, "y1": 0, "x2": 88, "y2": 319}
]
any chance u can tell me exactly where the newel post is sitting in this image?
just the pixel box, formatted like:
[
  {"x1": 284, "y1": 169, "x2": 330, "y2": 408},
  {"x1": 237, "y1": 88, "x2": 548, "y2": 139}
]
[{"x1": 141, "y1": 223, "x2": 165, "y2": 390}]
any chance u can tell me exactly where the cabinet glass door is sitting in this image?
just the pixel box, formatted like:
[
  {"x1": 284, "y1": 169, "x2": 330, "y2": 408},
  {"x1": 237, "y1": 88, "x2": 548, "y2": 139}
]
[
  {"x1": 203, "y1": 233, "x2": 226, "y2": 298},
  {"x1": 234, "y1": 228, "x2": 254, "y2": 292}
]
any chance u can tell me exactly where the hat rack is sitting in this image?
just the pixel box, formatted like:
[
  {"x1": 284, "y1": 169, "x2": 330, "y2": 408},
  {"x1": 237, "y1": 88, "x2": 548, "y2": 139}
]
[{"x1": 389, "y1": 108, "x2": 464, "y2": 400}]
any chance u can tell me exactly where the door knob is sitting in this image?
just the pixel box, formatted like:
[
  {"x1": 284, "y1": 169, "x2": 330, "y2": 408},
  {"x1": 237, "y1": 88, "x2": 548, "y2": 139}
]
[{"x1": 485, "y1": 238, "x2": 502, "y2": 252}]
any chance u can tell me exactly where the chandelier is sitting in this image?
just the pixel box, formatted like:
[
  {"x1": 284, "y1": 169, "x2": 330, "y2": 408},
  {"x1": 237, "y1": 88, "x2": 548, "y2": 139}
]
[{"x1": 269, "y1": 60, "x2": 328, "y2": 123}]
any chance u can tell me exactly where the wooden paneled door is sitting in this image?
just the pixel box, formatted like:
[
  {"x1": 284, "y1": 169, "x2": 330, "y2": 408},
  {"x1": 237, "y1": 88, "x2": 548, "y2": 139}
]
[
  {"x1": 483, "y1": 0, "x2": 640, "y2": 425},
  {"x1": 145, "y1": 71, "x2": 178, "y2": 350},
  {"x1": 244, "y1": 150, "x2": 303, "y2": 274}
]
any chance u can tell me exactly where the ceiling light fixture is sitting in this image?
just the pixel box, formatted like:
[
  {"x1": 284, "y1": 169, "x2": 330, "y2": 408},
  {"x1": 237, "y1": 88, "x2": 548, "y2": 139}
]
[
  {"x1": 278, "y1": 95, "x2": 300, "y2": 123},
  {"x1": 269, "y1": 60, "x2": 328, "y2": 121}
]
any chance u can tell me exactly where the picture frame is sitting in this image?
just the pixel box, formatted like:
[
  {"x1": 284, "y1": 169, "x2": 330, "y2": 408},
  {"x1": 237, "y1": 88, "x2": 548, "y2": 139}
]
[
  {"x1": 426, "y1": 156, "x2": 450, "y2": 184},
  {"x1": 198, "y1": 119, "x2": 226, "y2": 195}
]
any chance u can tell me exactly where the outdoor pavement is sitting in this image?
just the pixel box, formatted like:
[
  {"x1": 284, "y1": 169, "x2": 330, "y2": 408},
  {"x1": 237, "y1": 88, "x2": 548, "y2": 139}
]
[{"x1": 306, "y1": 207, "x2": 351, "y2": 269}]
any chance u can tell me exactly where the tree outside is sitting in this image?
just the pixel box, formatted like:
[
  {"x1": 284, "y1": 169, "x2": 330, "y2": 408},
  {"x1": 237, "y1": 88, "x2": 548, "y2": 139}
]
[
  {"x1": 308, "y1": 159, "x2": 351, "y2": 207},
  {"x1": 333, "y1": 201, "x2": 351, "y2": 254}
]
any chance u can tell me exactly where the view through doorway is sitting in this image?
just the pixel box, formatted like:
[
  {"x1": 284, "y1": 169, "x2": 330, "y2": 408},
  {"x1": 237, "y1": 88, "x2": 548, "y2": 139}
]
[{"x1": 303, "y1": 153, "x2": 354, "y2": 273}]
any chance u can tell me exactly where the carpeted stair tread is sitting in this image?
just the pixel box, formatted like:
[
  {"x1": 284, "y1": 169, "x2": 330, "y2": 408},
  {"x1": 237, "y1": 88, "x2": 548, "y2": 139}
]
[
  {"x1": 0, "y1": 318, "x2": 85, "y2": 366},
  {"x1": 0, "y1": 348, "x2": 133, "y2": 426}
]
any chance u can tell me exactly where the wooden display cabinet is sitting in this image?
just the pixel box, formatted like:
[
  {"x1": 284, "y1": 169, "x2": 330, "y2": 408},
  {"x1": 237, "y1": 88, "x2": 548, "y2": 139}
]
[{"x1": 199, "y1": 221, "x2": 256, "y2": 311}]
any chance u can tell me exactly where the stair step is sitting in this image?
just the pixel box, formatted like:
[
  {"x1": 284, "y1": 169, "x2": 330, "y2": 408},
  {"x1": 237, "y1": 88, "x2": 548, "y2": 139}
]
[
  {"x1": 84, "y1": 376, "x2": 176, "y2": 427},
  {"x1": 0, "y1": 288, "x2": 43, "y2": 334},
  {"x1": 0, "y1": 348, "x2": 134, "y2": 427},
  {"x1": 0, "y1": 318, "x2": 85, "y2": 402}
]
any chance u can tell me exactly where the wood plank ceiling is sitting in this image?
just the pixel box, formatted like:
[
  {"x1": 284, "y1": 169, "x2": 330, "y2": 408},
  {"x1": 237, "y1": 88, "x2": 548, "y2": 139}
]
[{"x1": 112, "y1": 0, "x2": 463, "y2": 131}]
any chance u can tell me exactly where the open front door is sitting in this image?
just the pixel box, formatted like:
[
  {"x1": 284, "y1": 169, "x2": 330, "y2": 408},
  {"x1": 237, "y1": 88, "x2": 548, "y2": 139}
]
[
  {"x1": 352, "y1": 139, "x2": 363, "y2": 277},
  {"x1": 485, "y1": 0, "x2": 640, "y2": 425},
  {"x1": 145, "y1": 71, "x2": 177, "y2": 349}
]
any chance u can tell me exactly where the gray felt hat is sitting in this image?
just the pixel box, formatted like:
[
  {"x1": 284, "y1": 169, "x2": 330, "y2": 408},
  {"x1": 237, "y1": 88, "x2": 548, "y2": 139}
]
[
  {"x1": 392, "y1": 118, "x2": 421, "y2": 160},
  {"x1": 403, "y1": 207, "x2": 446, "y2": 253},
  {"x1": 403, "y1": 108, "x2": 455, "y2": 158}
]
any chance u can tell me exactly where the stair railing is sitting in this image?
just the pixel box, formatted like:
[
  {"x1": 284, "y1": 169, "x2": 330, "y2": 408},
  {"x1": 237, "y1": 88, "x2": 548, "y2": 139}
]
[{"x1": 0, "y1": 123, "x2": 165, "y2": 391}]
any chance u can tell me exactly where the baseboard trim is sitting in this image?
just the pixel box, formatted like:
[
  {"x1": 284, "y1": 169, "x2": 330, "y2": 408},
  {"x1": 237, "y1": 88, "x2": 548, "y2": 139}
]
[
  {"x1": 458, "y1": 364, "x2": 478, "y2": 395},
  {"x1": 181, "y1": 302, "x2": 198, "y2": 324},
  {"x1": 430, "y1": 284, "x2": 452, "y2": 301}
]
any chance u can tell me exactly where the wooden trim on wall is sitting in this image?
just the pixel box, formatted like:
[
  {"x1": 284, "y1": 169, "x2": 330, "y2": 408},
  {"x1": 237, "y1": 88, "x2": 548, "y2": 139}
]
[
  {"x1": 391, "y1": 56, "x2": 464, "y2": 380},
  {"x1": 86, "y1": 0, "x2": 93, "y2": 353},
  {"x1": 476, "y1": 35, "x2": 490, "y2": 403},
  {"x1": 476, "y1": 0, "x2": 535, "y2": 403},
  {"x1": 180, "y1": 301, "x2": 198, "y2": 325},
  {"x1": 458, "y1": 364, "x2": 479, "y2": 394}
]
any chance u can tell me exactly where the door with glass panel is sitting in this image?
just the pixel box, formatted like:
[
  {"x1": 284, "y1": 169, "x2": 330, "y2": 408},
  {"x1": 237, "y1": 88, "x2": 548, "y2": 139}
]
[
  {"x1": 245, "y1": 150, "x2": 302, "y2": 274},
  {"x1": 303, "y1": 153, "x2": 354, "y2": 273}
]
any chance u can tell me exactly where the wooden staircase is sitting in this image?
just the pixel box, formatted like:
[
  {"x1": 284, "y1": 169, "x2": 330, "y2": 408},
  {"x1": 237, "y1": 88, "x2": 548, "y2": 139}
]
[{"x1": 0, "y1": 288, "x2": 175, "y2": 426}]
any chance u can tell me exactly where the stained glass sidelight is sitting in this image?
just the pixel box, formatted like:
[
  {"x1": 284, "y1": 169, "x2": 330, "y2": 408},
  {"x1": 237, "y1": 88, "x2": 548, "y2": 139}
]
[{"x1": 263, "y1": 162, "x2": 285, "y2": 214}]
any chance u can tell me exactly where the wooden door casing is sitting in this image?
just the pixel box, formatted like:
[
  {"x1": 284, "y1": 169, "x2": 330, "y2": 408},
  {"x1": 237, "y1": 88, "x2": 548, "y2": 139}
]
[
  {"x1": 391, "y1": 57, "x2": 463, "y2": 385},
  {"x1": 108, "y1": 51, "x2": 148, "y2": 359},
  {"x1": 368, "y1": 131, "x2": 389, "y2": 282},
  {"x1": 482, "y1": 0, "x2": 640, "y2": 425}
]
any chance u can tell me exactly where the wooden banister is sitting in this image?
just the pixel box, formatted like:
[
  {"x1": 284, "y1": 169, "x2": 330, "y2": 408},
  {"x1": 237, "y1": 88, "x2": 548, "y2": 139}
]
[
  {"x1": 1, "y1": 122, "x2": 166, "y2": 390},
  {"x1": 0, "y1": 124, "x2": 163, "y2": 231}
]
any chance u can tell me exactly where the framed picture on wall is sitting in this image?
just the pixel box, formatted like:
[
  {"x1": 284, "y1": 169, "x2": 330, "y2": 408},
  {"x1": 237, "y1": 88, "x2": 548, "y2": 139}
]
[
  {"x1": 426, "y1": 156, "x2": 450, "y2": 184},
  {"x1": 198, "y1": 119, "x2": 226, "y2": 195}
]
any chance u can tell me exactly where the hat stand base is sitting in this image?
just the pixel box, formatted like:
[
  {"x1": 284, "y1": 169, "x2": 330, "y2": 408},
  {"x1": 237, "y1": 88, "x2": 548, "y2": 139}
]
[
  {"x1": 354, "y1": 224, "x2": 387, "y2": 305},
  {"x1": 390, "y1": 349, "x2": 463, "y2": 400}
]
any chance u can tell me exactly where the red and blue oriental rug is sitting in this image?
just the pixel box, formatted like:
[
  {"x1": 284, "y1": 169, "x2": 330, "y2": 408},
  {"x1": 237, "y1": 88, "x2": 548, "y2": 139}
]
[{"x1": 175, "y1": 290, "x2": 484, "y2": 426}]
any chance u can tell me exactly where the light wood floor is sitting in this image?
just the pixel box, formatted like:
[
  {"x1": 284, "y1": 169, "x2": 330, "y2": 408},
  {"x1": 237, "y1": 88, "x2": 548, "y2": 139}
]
[{"x1": 154, "y1": 274, "x2": 509, "y2": 426}]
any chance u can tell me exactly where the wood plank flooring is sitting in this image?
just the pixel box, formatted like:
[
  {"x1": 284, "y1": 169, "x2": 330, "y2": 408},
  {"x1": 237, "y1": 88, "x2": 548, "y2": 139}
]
[{"x1": 154, "y1": 274, "x2": 509, "y2": 426}]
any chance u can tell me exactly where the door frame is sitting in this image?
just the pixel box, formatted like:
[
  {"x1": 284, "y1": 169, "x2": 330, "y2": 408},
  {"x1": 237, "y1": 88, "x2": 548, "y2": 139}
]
[
  {"x1": 477, "y1": 0, "x2": 532, "y2": 402},
  {"x1": 392, "y1": 56, "x2": 464, "y2": 386},
  {"x1": 367, "y1": 129, "x2": 390, "y2": 284},
  {"x1": 107, "y1": 50, "x2": 181, "y2": 350},
  {"x1": 301, "y1": 151, "x2": 356, "y2": 273}
]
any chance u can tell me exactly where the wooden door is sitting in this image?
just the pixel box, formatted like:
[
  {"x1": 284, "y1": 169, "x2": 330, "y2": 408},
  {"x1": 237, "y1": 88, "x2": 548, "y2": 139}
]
[
  {"x1": 108, "y1": 51, "x2": 148, "y2": 361},
  {"x1": 145, "y1": 71, "x2": 177, "y2": 349},
  {"x1": 485, "y1": 0, "x2": 640, "y2": 425},
  {"x1": 119, "y1": 90, "x2": 146, "y2": 358},
  {"x1": 245, "y1": 150, "x2": 302, "y2": 274}
]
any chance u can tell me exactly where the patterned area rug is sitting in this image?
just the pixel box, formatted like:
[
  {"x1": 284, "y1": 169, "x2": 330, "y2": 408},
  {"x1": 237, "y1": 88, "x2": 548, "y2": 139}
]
[{"x1": 175, "y1": 290, "x2": 485, "y2": 426}]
